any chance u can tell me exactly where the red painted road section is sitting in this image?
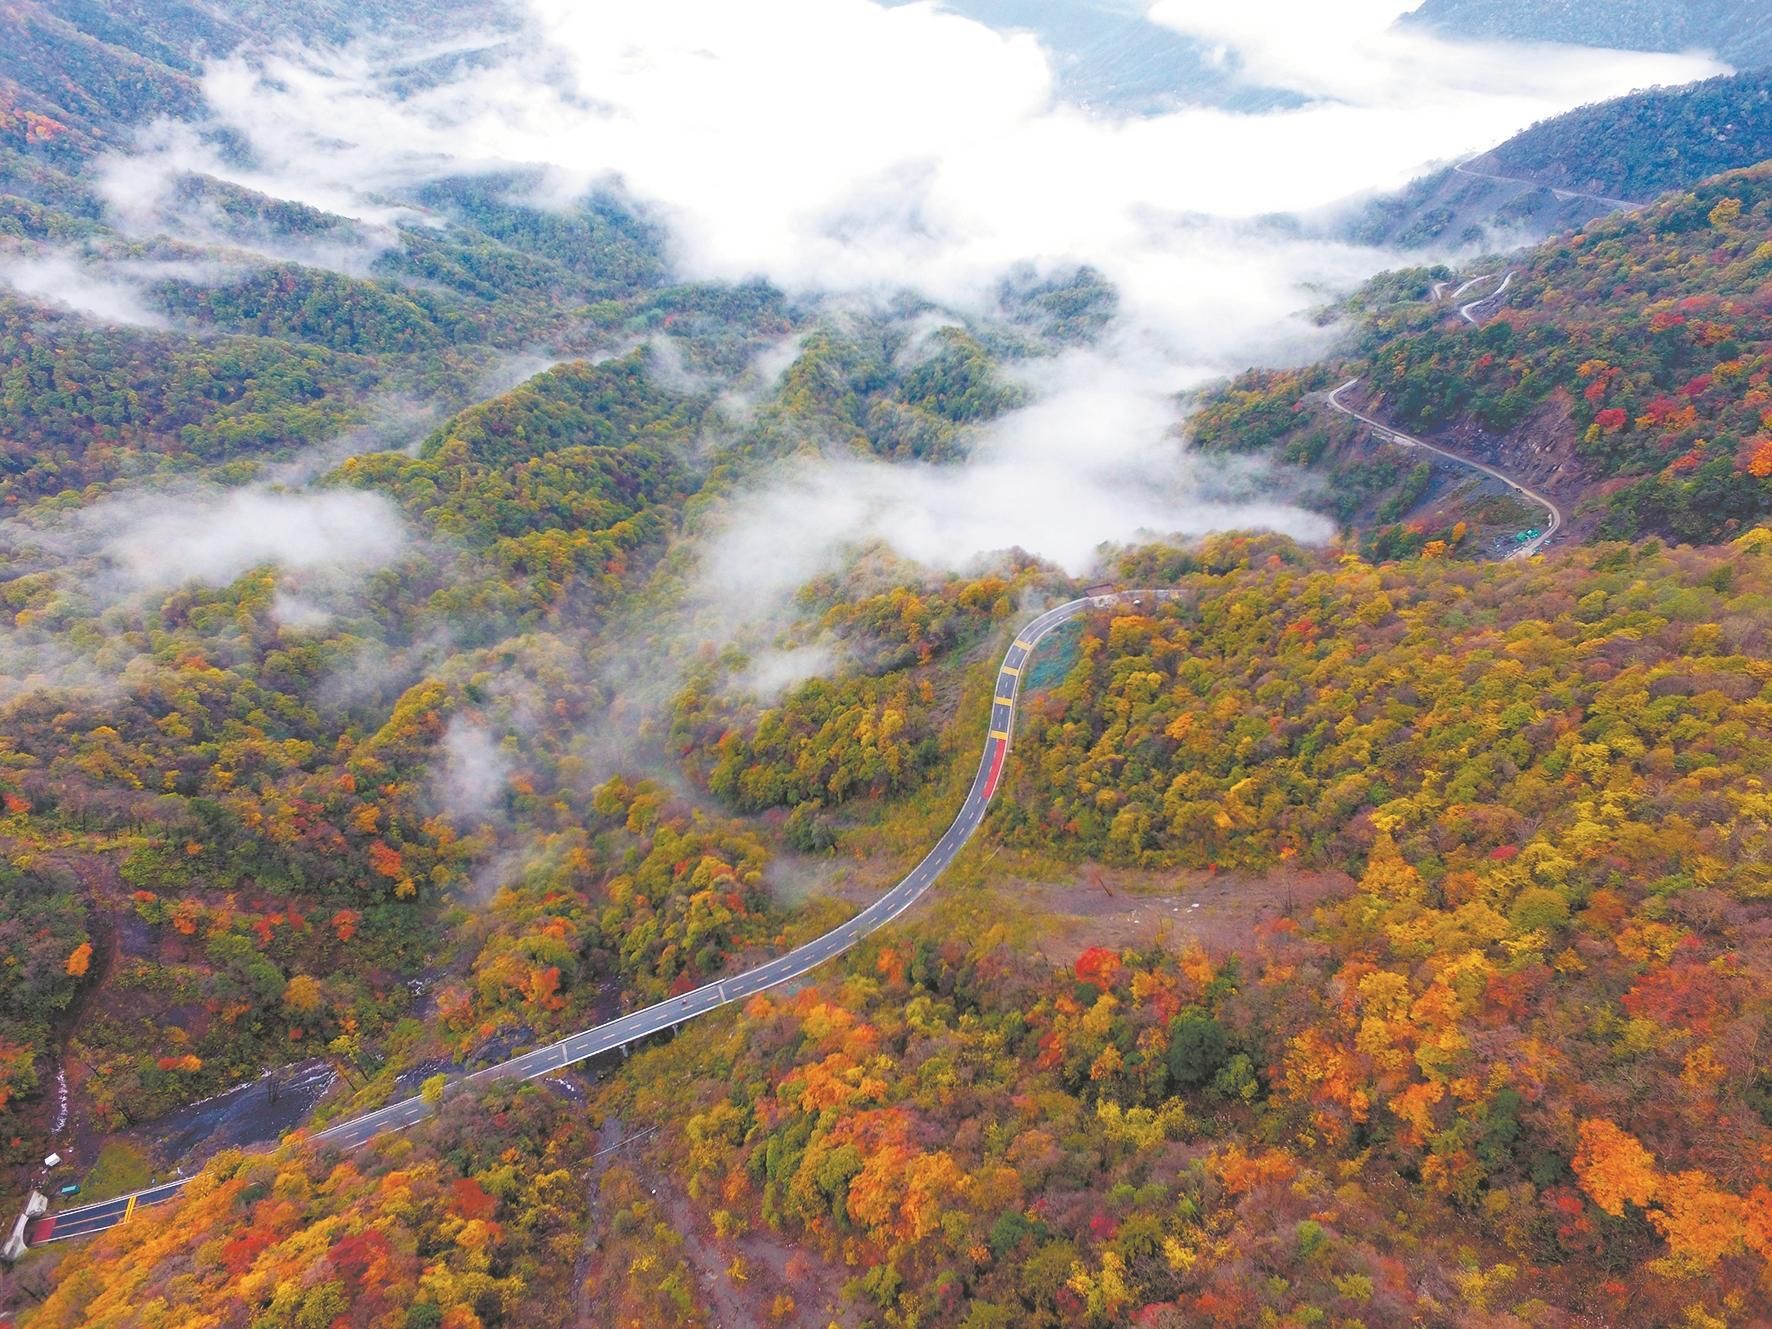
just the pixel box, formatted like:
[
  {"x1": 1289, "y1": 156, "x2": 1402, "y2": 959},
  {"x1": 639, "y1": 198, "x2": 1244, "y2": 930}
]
[
  {"x1": 982, "y1": 738, "x2": 1007, "y2": 799},
  {"x1": 27, "y1": 1217, "x2": 53, "y2": 1242}
]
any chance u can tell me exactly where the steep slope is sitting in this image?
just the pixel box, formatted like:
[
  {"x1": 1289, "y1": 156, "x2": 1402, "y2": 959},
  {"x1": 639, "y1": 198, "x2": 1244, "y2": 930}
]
[
  {"x1": 1204, "y1": 162, "x2": 1772, "y2": 549},
  {"x1": 0, "y1": 0, "x2": 503, "y2": 210},
  {"x1": 1341, "y1": 69, "x2": 1772, "y2": 250},
  {"x1": 1469, "y1": 69, "x2": 1772, "y2": 203},
  {"x1": 1401, "y1": 0, "x2": 1772, "y2": 69},
  {"x1": 32, "y1": 531, "x2": 1772, "y2": 1327}
]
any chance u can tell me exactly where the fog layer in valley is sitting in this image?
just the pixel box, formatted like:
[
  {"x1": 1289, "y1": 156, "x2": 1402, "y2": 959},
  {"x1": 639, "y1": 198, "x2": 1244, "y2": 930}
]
[{"x1": 46, "y1": 0, "x2": 1714, "y2": 586}]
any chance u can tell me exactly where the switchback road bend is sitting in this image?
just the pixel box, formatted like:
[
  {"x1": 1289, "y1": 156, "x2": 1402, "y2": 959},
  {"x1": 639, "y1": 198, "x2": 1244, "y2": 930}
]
[
  {"x1": 1326, "y1": 378, "x2": 1562, "y2": 558},
  {"x1": 29, "y1": 591, "x2": 1166, "y2": 1247}
]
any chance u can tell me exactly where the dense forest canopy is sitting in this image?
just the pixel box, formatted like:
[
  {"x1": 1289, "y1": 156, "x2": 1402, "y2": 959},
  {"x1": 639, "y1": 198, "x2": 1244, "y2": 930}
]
[
  {"x1": 21, "y1": 531, "x2": 1772, "y2": 1328},
  {"x1": 1197, "y1": 161, "x2": 1772, "y2": 549},
  {"x1": 1473, "y1": 70, "x2": 1772, "y2": 203},
  {"x1": 1401, "y1": 0, "x2": 1772, "y2": 68}
]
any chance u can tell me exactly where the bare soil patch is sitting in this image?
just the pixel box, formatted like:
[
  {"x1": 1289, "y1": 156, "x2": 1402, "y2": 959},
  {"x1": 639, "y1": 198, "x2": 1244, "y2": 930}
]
[
  {"x1": 801, "y1": 851, "x2": 1352, "y2": 966},
  {"x1": 991, "y1": 864, "x2": 1354, "y2": 964},
  {"x1": 651, "y1": 1165, "x2": 854, "y2": 1329}
]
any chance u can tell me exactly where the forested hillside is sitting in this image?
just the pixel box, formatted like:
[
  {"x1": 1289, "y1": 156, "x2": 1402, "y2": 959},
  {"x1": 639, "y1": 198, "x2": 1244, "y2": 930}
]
[
  {"x1": 1470, "y1": 70, "x2": 1772, "y2": 204},
  {"x1": 4, "y1": 0, "x2": 1772, "y2": 1324},
  {"x1": 0, "y1": 0, "x2": 1035, "y2": 1166},
  {"x1": 30, "y1": 530, "x2": 1772, "y2": 1327},
  {"x1": 1400, "y1": 0, "x2": 1772, "y2": 69},
  {"x1": 0, "y1": 1, "x2": 1052, "y2": 1177},
  {"x1": 1201, "y1": 161, "x2": 1772, "y2": 549},
  {"x1": 20, "y1": 1080, "x2": 592, "y2": 1328},
  {"x1": 1342, "y1": 68, "x2": 1772, "y2": 252},
  {"x1": 0, "y1": 296, "x2": 1029, "y2": 1150},
  {"x1": 579, "y1": 532, "x2": 1772, "y2": 1327},
  {"x1": 1339, "y1": 163, "x2": 1607, "y2": 251}
]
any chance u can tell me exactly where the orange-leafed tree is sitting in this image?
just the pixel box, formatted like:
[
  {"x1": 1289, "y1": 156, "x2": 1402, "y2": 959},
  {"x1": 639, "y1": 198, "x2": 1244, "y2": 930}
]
[
  {"x1": 1650, "y1": 1171, "x2": 1747, "y2": 1269},
  {"x1": 367, "y1": 839, "x2": 405, "y2": 880},
  {"x1": 1573, "y1": 1118, "x2": 1659, "y2": 1217},
  {"x1": 64, "y1": 942, "x2": 93, "y2": 977}
]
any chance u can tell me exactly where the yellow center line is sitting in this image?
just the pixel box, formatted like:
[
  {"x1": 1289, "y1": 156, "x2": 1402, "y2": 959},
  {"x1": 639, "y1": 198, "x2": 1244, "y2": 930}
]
[{"x1": 123, "y1": 1195, "x2": 137, "y2": 1221}]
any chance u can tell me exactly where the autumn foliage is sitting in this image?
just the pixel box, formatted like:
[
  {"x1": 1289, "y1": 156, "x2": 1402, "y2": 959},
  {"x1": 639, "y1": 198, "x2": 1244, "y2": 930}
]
[
  {"x1": 27, "y1": 1081, "x2": 588, "y2": 1329},
  {"x1": 1195, "y1": 162, "x2": 1772, "y2": 546},
  {"x1": 63, "y1": 942, "x2": 92, "y2": 978},
  {"x1": 585, "y1": 530, "x2": 1772, "y2": 1327}
]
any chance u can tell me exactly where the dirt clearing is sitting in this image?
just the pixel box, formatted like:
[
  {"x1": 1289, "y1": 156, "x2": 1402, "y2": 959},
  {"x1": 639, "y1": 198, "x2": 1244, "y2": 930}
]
[{"x1": 986, "y1": 864, "x2": 1354, "y2": 964}]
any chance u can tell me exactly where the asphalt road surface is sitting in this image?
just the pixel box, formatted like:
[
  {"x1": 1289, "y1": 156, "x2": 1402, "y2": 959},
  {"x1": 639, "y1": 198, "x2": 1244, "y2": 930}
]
[
  {"x1": 1326, "y1": 378, "x2": 1562, "y2": 558},
  {"x1": 26, "y1": 1179, "x2": 187, "y2": 1245},
  {"x1": 1457, "y1": 270, "x2": 1513, "y2": 325},
  {"x1": 1452, "y1": 159, "x2": 1641, "y2": 212},
  {"x1": 28, "y1": 591, "x2": 1161, "y2": 1247},
  {"x1": 1448, "y1": 270, "x2": 1497, "y2": 300}
]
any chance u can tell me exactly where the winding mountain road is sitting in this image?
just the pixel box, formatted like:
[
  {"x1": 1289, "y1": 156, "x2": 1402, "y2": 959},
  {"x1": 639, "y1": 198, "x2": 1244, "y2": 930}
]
[
  {"x1": 25, "y1": 591, "x2": 1164, "y2": 1248},
  {"x1": 1451, "y1": 159, "x2": 1641, "y2": 211},
  {"x1": 1327, "y1": 378, "x2": 1561, "y2": 558},
  {"x1": 1440, "y1": 142, "x2": 1654, "y2": 326},
  {"x1": 1448, "y1": 271, "x2": 1496, "y2": 300},
  {"x1": 1457, "y1": 270, "x2": 1513, "y2": 325}
]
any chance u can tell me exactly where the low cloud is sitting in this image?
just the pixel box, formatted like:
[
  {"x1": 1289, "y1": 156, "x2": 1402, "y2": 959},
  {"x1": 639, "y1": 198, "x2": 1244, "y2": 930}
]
[
  {"x1": 97, "y1": 116, "x2": 418, "y2": 270},
  {"x1": 0, "y1": 246, "x2": 254, "y2": 328},
  {"x1": 736, "y1": 641, "x2": 843, "y2": 700},
  {"x1": 99, "y1": 1, "x2": 1719, "y2": 342},
  {"x1": 96, "y1": 488, "x2": 409, "y2": 592},
  {"x1": 44, "y1": 0, "x2": 1727, "y2": 719},
  {"x1": 0, "y1": 638, "x2": 118, "y2": 705},
  {"x1": 701, "y1": 345, "x2": 1333, "y2": 601},
  {"x1": 714, "y1": 332, "x2": 811, "y2": 422},
  {"x1": 433, "y1": 716, "x2": 514, "y2": 819},
  {"x1": 261, "y1": 397, "x2": 446, "y2": 485},
  {"x1": 269, "y1": 590, "x2": 337, "y2": 631},
  {"x1": 1148, "y1": 0, "x2": 1714, "y2": 113},
  {"x1": 0, "y1": 252, "x2": 171, "y2": 328},
  {"x1": 0, "y1": 485, "x2": 408, "y2": 703}
]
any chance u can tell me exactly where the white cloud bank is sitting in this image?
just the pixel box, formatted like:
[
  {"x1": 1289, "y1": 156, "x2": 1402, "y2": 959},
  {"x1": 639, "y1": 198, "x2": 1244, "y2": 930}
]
[
  {"x1": 0, "y1": 487, "x2": 411, "y2": 698},
  {"x1": 0, "y1": 248, "x2": 252, "y2": 328},
  {"x1": 90, "y1": 0, "x2": 1723, "y2": 576},
  {"x1": 433, "y1": 716, "x2": 513, "y2": 819},
  {"x1": 98, "y1": 489, "x2": 409, "y2": 591},
  {"x1": 0, "y1": 252, "x2": 171, "y2": 328},
  {"x1": 703, "y1": 345, "x2": 1335, "y2": 593},
  {"x1": 120, "y1": 0, "x2": 1719, "y2": 320}
]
